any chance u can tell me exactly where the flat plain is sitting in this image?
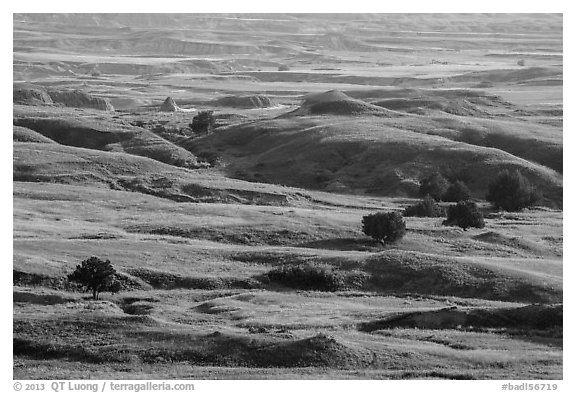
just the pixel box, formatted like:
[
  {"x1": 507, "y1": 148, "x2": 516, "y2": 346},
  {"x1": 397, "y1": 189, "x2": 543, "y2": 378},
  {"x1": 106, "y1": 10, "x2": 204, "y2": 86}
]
[{"x1": 13, "y1": 13, "x2": 562, "y2": 379}]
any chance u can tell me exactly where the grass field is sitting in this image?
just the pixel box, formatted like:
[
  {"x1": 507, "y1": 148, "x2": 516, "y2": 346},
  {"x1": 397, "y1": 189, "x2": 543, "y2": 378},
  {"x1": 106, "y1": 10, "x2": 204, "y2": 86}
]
[{"x1": 12, "y1": 13, "x2": 562, "y2": 380}]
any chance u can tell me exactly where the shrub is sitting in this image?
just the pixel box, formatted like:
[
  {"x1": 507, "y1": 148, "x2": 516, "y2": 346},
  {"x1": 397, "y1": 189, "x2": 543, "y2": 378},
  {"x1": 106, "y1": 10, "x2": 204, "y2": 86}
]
[
  {"x1": 442, "y1": 201, "x2": 485, "y2": 230},
  {"x1": 190, "y1": 111, "x2": 215, "y2": 134},
  {"x1": 404, "y1": 195, "x2": 445, "y2": 217},
  {"x1": 267, "y1": 262, "x2": 347, "y2": 291},
  {"x1": 362, "y1": 211, "x2": 406, "y2": 244},
  {"x1": 419, "y1": 172, "x2": 449, "y2": 201},
  {"x1": 442, "y1": 180, "x2": 471, "y2": 202},
  {"x1": 486, "y1": 169, "x2": 541, "y2": 211},
  {"x1": 122, "y1": 303, "x2": 154, "y2": 315},
  {"x1": 67, "y1": 257, "x2": 119, "y2": 300},
  {"x1": 278, "y1": 64, "x2": 290, "y2": 71}
]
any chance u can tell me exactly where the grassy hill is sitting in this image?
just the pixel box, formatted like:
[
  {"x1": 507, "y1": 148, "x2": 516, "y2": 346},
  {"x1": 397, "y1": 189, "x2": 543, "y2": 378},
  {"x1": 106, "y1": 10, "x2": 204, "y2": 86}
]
[
  {"x1": 185, "y1": 114, "x2": 562, "y2": 207},
  {"x1": 13, "y1": 141, "x2": 322, "y2": 206},
  {"x1": 282, "y1": 90, "x2": 401, "y2": 117},
  {"x1": 13, "y1": 105, "x2": 204, "y2": 169}
]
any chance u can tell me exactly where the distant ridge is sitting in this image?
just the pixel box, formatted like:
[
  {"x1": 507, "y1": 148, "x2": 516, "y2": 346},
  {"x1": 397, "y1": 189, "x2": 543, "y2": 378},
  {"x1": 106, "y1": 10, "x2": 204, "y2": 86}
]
[
  {"x1": 14, "y1": 85, "x2": 115, "y2": 111},
  {"x1": 47, "y1": 89, "x2": 114, "y2": 111}
]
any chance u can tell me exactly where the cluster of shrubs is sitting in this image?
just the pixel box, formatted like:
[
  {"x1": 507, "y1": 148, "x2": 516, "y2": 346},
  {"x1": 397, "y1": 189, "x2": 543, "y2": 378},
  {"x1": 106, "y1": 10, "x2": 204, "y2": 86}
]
[
  {"x1": 266, "y1": 261, "x2": 364, "y2": 292},
  {"x1": 443, "y1": 201, "x2": 485, "y2": 230},
  {"x1": 486, "y1": 170, "x2": 541, "y2": 212},
  {"x1": 418, "y1": 172, "x2": 471, "y2": 203},
  {"x1": 362, "y1": 169, "x2": 540, "y2": 244},
  {"x1": 190, "y1": 111, "x2": 216, "y2": 135},
  {"x1": 403, "y1": 195, "x2": 445, "y2": 218}
]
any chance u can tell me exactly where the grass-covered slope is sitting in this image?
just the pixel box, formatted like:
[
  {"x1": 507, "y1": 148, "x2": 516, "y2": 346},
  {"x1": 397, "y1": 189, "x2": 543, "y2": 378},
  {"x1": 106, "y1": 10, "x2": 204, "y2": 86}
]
[
  {"x1": 186, "y1": 115, "x2": 562, "y2": 207},
  {"x1": 14, "y1": 179, "x2": 562, "y2": 303},
  {"x1": 346, "y1": 88, "x2": 562, "y2": 173},
  {"x1": 13, "y1": 126, "x2": 55, "y2": 143},
  {"x1": 13, "y1": 106, "x2": 203, "y2": 169},
  {"x1": 13, "y1": 177, "x2": 562, "y2": 378},
  {"x1": 13, "y1": 141, "x2": 316, "y2": 205}
]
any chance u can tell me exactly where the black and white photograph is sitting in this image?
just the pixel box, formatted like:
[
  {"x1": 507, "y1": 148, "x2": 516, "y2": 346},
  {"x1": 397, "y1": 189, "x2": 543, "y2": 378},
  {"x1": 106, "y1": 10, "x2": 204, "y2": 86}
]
[{"x1": 10, "y1": 6, "x2": 566, "y2": 384}]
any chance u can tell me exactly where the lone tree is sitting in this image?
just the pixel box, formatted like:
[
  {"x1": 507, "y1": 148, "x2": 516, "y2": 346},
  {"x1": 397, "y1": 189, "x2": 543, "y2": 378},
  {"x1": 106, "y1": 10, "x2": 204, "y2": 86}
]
[
  {"x1": 442, "y1": 201, "x2": 485, "y2": 230},
  {"x1": 362, "y1": 211, "x2": 406, "y2": 244},
  {"x1": 419, "y1": 172, "x2": 449, "y2": 201},
  {"x1": 67, "y1": 257, "x2": 119, "y2": 300},
  {"x1": 486, "y1": 169, "x2": 541, "y2": 211},
  {"x1": 442, "y1": 180, "x2": 471, "y2": 202},
  {"x1": 190, "y1": 110, "x2": 215, "y2": 135},
  {"x1": 404, "y1": 194, "x2": 445, "y2": 217}
]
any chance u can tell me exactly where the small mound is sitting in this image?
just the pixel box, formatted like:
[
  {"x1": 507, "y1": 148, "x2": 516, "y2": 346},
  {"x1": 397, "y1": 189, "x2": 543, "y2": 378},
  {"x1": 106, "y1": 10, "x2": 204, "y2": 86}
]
[
  {"x1": 13, "y1": 126, "x2": 55, "y2": 143},
  {"x1": 137, "y1": 331, "x2": 372, "y2": 368},
  {"x1": 121, "y1": 302, "x2": 155, "y2": 316},
  {"x1": 358, "y1": 304, "x2": 562, "y2": 332},
  {"x1": 365, "y1": 250, "x2": 561, "y2": 303},
  {"x1": 14, "y1": 269, "x2": 80, "y2": 291},
  {"x1": 473, "y1": 231, "x2": 544, "y2": 254},
  {"x1": 194, "y1": 301, "x2": 241, "y2": 314},
  {"x1": 13, "y1": 86, "x2": 54, "y2": 106},
  {"x1": 213, "y1": 94, "x2": 274, "y2": 109},
  {"x1": 159, "y1": 97, "x2": 180, "y2": 112},
  {"x1": 47, "y1": 89, "x2": 114, "y2": 111},
  {"x1": 265, "y1": 262, "x2": 366, "y2": 291},
  {"x1": 127, "y1": 268, "x2": 260, "y2": 290},
  {"x1": 13, "y1": 289, "x2": 76, "y2": 305},
  {"x1": 304, "y1": 90, "x2": 352, "y2": 104},
  {"x1": 253, "y1": 333, "x2": 373, "y2": 368},
  {"x1": 285, "y1": 90, "x2": 399, "y2": 117},
  {"x1": 74, "y1": 300, "x2": 125, "y2": 314}
]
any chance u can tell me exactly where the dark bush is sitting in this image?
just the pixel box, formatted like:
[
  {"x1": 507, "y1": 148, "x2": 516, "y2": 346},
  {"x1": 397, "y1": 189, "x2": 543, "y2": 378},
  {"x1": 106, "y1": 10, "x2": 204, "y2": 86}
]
[
  {"x1": 190, "y1": 111, "x2": 215, "y2": 135},
  {"x1": 404, "y1": 195, "x2": 445, "y2": 217},
  {"x1": 442, "y1": 180, "x2": 471, "y2": 202},
  {"x1": 278, "y1": 64, "x2": 290, "y2": 71},
  {"x1": 67, "y1": 257, "x2": 119, "y2": 300},
  {"x1": 267, "y1": 262, "x2": 349, "y2": 291},
  {"x1": 486, "y1": 169, "x2": 541, "y2": 211},
  {"x1": 122, "y1": 303, "x2": 154, "y2": 315},
  {"x1": 362, "y1": 211, "x2": 406, "y2": 244},
  {"x1": 442, "y1": 201, "x2": 485, "y2": 230},
  {"x1": 419, "y1": 172, "x2": 449, "y2": 201}
]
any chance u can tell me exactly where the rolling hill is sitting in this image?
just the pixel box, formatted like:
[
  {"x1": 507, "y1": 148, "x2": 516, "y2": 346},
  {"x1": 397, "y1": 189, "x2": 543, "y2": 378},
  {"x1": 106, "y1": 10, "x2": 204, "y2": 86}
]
[
  {"x1": 13, "y1": 106, "x2": 204, "y2": 169},
  {"x1": 185, "y1": 112, "x2": 562, "y2": 207}
]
